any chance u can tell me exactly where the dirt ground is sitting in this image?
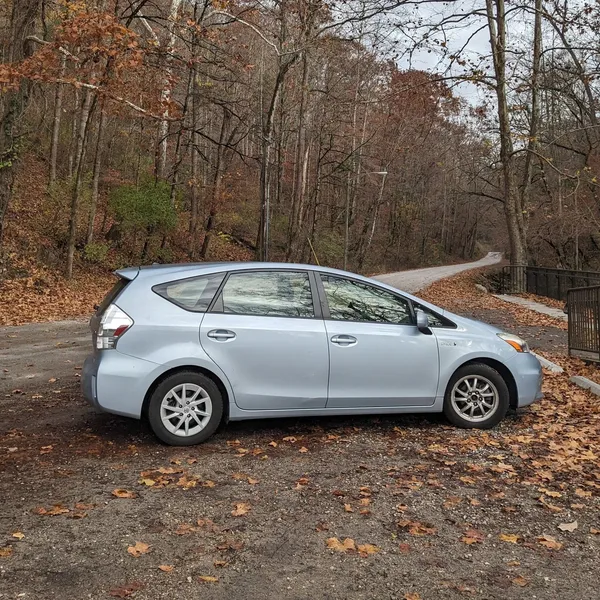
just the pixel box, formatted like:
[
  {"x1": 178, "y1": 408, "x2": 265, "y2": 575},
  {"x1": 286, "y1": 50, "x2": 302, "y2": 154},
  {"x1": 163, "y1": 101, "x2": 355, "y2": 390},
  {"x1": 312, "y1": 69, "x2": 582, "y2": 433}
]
[{"x1": 1, "y1": 270, "x2": 600, "y2": 599}]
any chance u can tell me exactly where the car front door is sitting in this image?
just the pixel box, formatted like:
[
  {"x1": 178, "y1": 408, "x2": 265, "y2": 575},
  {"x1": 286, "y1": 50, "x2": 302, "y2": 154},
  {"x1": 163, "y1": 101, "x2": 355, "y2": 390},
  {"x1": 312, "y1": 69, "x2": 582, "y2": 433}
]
[
  {"x1": 200, "y1": 270, "x2": 329, "y2": 411},
  {"x1": 319, "y1": 274, "x2": 439, "y2": 408}
]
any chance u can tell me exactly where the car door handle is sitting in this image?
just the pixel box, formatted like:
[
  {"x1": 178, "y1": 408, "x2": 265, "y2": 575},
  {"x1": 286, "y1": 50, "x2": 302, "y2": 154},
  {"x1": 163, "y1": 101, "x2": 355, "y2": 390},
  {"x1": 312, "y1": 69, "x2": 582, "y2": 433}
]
[
  {"x1": 207, "y1": 329, "x2": 236, "y2": 341},
  {"x1": 330, "y1": 334, "x2": 357, "y2": 347}
]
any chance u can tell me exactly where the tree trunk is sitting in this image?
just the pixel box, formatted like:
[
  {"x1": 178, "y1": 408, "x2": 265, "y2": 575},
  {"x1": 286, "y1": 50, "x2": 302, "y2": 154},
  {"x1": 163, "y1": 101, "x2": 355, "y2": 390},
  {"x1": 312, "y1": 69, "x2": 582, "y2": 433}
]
[
  {"x1": 66, "y1": 90, "x2": 94, "y2": 279},
  {"x1": 49, "y1": 56, "x2": 66, "y2": 186},
  {"x1": 485, "y1": 0, "x2": 527, "y2": 267},
  {"x1": 0, "y1": 0, "x2": 42, "y2": 251},
  {"x1": 86, "y1": 102, "x2": 107, "y2": 245}
]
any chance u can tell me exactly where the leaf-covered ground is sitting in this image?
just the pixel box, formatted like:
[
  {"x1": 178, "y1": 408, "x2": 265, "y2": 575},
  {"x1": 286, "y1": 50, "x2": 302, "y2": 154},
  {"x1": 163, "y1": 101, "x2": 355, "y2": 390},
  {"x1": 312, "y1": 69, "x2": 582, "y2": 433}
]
[{"x1": 1, "y1": 271, "x2": 599, "y2": 599}]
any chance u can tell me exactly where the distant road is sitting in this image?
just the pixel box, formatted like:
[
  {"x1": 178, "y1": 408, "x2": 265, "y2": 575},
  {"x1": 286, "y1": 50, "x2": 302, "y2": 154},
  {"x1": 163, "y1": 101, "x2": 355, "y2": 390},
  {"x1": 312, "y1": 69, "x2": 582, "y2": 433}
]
[{"x1": 374, "y1": 252, "x2": 502, "y2": 293}]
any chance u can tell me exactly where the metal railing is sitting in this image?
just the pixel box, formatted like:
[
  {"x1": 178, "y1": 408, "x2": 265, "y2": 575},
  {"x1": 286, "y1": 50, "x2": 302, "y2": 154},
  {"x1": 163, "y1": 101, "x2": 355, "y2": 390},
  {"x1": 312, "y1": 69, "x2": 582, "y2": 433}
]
[
  {"x1": 568, "y1": 285, "x2": 600, "y2": 362},
  {"x1": 500, "y1": 265, "x2": 600, "y2": 301}
]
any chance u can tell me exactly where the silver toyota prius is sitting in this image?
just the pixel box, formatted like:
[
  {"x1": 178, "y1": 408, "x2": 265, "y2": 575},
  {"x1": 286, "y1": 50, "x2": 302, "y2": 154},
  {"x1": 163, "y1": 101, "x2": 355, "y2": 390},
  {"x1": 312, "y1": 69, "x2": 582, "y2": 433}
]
[{"x1": 82, "y1": 262, "x2": 543, "y2": 445}]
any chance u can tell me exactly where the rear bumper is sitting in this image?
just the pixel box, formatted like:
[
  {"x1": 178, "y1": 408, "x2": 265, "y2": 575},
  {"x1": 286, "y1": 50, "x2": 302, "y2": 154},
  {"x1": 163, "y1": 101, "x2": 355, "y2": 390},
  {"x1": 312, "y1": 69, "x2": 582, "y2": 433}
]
[
  {"x1": 81, "y1": 351, "x2": 157, "y2": 419},
  {"x1": 511, "y1": 352, "x2": 544, "y2": 408}
]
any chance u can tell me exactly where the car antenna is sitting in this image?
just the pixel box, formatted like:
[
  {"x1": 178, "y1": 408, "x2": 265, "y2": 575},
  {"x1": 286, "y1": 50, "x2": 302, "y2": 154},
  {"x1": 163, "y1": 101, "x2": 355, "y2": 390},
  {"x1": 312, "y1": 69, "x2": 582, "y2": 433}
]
[{"x1": 307, "y1": 237, "x2": 320, "y2": 266}]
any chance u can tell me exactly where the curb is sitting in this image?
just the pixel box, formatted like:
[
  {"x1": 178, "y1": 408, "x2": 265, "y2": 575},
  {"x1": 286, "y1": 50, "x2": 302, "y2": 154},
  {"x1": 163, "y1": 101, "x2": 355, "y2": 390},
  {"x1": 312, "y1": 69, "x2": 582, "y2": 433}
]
[
  {"x1": 532, "y1": 353, "x2": 564, "y2": 374},
  {"x1": 569, "y1": 375, "x2": 600, "y2": 397}
]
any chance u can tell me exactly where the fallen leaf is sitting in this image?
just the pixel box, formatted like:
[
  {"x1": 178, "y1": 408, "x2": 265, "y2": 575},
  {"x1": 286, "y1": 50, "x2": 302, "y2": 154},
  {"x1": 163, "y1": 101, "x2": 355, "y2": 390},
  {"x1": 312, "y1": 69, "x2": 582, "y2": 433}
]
[
  {"x1": 357, "y1": 543, "x2": 379, "y2": 557},
  {"x1": 34, "y1": 504, "x2": 69, "y2": 516},
  {"x1": 202, "y1": 480, "x2": 216, "y2": 488},
  {"x1": 0, "y1": 547, "x2": 13, "y2": 558},
  {"x1": 74, "y1": 503, "x2": 94, "y2": 510},
  {"x1": 326, "y1": 537, "x2": 356, "y2": 553},
  {"x1": 138, "y1": 478, "x2": 156, "y2": 487},
  {"x1": 499, "y1": 533, "x2": 520, "y2": 544},
  {"x1": 158, "y1": 565, "x2": 174, "y2": 572},
  {"x1": 283, "y1": 436, "x2": 297, "y2": 442},
  {"x1": 512, "y1": 576, "x2": 528, "y2": 587},
  {"x1": 575, "y1": 488, "x2": 592, "y2": 498},
  {"x1": 112, "y1": 489, "x2": 137, "y2": 499},
  {"x1": 299, "y1": 446, "x2": 309, "y2": 453},
  {"x1": 443, "y1": 496, "x2": 462, "y2": 509},
  {"x1": 214, "y1": 560, "x2": 229, "y2": 568},
  {"x1": 231, "y1": 502, "x2": 251, "y2": 517},
  {"x1": 48, "y1": 378, "x2": 57, "y2": 383},
  {"x1": 344, "y1": 503, "x2": 353, "y2": 512},
  {"x1": 11, "y1": 532, "x2": 24, "y2": 540},
  {"x1": 247, "y1": 477, "x2": 259, "y2": 485},
  {"x1": 198, "y1": 575, "x2": 218, "y2": 583},
  {"x1": 558, "y1": 521, "x2": 578, "y2": 532},
  {"x1": 403, "y1": 594, "x2": 421, "y2": 600},
  {"x1": 127, "y1": 541, "x2": 151, "y2": 557},
  {"x1": 537, "y1": 535, "x2": 563, "y2": 550},
  {"x1": 109, "y1": 582, "x2": 145, "y2": 598},
  {"x1": 590, "y1": 528, "x2": 600, "y2": 535},
  {"x1": 398, "y1": 543, "x2": 410, "y2": 554},
  {"x1": 461, "y1": 528, "x2": 485, "y2": 545},
  {"x1": 40, "y1": 445, "x2": 53, "y2": 454},
  {"x1": 268, "y1": 441, "x2": 278, "y2": 447},
  {"x1": 175, "y1": 523, "x2": 196, "y2": 535}
]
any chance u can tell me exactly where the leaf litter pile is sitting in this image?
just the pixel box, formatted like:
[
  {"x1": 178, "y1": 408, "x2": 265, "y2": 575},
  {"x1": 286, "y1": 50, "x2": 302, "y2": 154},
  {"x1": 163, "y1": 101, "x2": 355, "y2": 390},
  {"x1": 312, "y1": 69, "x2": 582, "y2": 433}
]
[{"x1": 1, "y1": 270, "x2": 600, "y2": 599}]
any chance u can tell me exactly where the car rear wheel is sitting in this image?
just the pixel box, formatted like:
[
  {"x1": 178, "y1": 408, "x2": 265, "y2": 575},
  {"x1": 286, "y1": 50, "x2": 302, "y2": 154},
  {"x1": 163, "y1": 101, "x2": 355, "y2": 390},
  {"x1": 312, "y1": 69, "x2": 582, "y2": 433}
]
[
  {"x1": 147, "y1": 371, "x2": 223, "y2": 445},
  {"x1": 443, "y1": 364, "x2": 509, "y2": 429}
]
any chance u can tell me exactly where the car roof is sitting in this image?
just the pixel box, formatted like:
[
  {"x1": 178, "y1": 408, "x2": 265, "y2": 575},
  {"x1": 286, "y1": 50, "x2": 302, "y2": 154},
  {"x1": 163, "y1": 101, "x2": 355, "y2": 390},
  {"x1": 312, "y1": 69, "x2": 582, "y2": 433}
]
[{"x1": 114, "y1": 261, "x2": 439, "y2": 310}]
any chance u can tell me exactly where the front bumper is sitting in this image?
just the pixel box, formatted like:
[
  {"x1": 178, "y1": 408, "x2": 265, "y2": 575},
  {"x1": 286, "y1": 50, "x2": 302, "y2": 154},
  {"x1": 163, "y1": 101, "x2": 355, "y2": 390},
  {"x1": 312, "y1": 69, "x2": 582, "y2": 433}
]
[
  {"x1": 511, "y1": 351, "x2": 544, "y2": 408},
  {"x1": 81, "y1": 351, "x2": 158, "y2": 419}
]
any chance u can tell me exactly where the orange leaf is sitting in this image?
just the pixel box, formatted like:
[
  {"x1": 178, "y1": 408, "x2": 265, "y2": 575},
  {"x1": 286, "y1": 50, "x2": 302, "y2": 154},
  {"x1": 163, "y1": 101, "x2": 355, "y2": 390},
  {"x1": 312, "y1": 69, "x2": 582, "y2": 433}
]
[
  {"x1": 537, "y1": 535, "x2": 563, "y2": 550},
  {"x1": 499, "y1": 533, "x2": 520, "y2": 543},
  {"x1": 158, "y1": 565, "x2": 174, "y2": 572},
  {"x1": 127, "y1": 541, "x2": 151, "y2": 557},
  {"x1": 112, "y1": 489, "x2": 137, "y2": 499},
  {"x1": 326, "y1": 537, "x2": 356, "y2": 553},
  {"x1": 0, "y1": 547, "x2": 13, "y2": 558},
  {"x1": 357, "y1": 543, "x2": 379, "y2": 557},
  {"x1": 198, "y1": 575, "x2": 218, "y2": 583},
  {"x1": 344, "y1": 503, "x2": 353, "y2": 512},
  {"x1": 512, "y1": 576, "x2": 528, "y2": 587},
  {"x1": 461, "y1": 528, "x2": 485, "y2": 544},
  {"x1": 231, "y1": 502, "x2": 251, "y2": 517}
]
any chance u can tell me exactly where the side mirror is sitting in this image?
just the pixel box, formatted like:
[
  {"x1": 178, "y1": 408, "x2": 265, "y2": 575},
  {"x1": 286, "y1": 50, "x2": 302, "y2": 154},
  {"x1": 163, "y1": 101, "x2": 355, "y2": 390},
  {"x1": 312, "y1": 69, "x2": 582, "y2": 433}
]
[{"x1": 416, "y1": 310, "x2": 430, "y2": 333}]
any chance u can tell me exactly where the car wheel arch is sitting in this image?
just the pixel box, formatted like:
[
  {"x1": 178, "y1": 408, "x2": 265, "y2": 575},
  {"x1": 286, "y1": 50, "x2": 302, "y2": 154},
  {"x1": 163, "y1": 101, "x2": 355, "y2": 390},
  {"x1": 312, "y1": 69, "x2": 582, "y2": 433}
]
[
  {"x1": 449, "y1": 357, "x2": 518, "y2": 409},
  {"x1": 142, "y1": 366, "x2": 231, "y2": 424}
]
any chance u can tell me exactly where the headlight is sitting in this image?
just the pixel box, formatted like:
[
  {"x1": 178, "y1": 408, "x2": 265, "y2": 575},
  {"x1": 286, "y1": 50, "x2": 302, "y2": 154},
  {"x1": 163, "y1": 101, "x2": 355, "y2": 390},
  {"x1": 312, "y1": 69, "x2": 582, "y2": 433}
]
[{"x1": 497, "y1": 332, "x2": 530, "y2": 353}]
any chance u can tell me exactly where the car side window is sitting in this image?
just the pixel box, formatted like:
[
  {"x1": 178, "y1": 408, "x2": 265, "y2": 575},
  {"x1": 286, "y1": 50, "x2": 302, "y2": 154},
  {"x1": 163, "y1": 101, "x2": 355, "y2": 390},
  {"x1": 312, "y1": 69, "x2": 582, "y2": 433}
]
[
  {"x1": 153, "y1": 272, "x2": 225, "y2": 312},
  {"x1": 218, "y1": 271, "x2": 314, "y2": 318},
  {"x1": 413, "y1": 302, "x2": 456, "y2": 328},
  {"x1": 320, "y1": 275, "x2": 412, "y2": 325}
]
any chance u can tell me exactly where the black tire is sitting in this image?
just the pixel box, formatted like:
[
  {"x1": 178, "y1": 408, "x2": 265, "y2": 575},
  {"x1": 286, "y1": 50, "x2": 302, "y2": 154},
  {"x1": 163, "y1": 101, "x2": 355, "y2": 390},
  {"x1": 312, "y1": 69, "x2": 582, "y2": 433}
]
[
  {"x1": 147, "y1": 371, "x2": 224, "y2": 446},
  {"x1": 443, "y1": 363, "x2": 509, "y2": 429}
]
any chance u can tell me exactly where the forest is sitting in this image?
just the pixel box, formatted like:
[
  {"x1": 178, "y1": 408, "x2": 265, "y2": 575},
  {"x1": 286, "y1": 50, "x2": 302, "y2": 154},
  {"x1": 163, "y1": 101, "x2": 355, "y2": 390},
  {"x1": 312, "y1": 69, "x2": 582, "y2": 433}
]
[{"x1": 1, "y1": 0, "x2": 600, "y2": 283}]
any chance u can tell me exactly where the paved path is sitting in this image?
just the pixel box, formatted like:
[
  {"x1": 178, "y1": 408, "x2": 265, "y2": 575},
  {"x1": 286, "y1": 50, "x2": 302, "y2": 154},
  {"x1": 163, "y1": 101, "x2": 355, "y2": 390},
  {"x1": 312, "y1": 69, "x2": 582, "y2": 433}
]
[
  {"x1": 374, "y1": 252, "x2": 502, "y2": 293},
  {"x1": 494, "y1": 294, "x2": 568, "y2": 321}
]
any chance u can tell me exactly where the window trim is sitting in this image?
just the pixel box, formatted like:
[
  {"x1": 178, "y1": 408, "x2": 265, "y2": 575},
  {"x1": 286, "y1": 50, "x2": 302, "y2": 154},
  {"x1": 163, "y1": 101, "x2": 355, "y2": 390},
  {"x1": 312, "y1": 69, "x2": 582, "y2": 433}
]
[
  {"x1": 412, "y1": 301, "x2": 457, "y2": 329},
  {"x1": 207, "y1": 268, "x2": 321, "y2": 320},
  {"x1": 318, "y1": 272, "x2": 417, "y2": 327},
  {"x1": 152, "y1": 271, "x2": 226, "y2": 313}
]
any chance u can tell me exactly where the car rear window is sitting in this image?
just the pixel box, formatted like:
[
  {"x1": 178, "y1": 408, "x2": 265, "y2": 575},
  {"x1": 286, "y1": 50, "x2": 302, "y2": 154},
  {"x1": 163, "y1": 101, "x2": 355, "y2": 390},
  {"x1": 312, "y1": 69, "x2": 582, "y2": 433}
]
[
  {"x1": 97, "y1": 277, "x2": 129, "y2": 315},
  {"x1": 153, "y1": 272, "x2": 225, "y2": 312}
]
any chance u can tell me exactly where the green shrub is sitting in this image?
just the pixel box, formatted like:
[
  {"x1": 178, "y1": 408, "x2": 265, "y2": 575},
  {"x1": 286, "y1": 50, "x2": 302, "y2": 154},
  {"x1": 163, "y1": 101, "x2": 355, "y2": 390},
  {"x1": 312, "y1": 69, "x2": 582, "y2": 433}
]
[
  {"x1": 110, "y1": 180, "x2": 177, "y2": 234},
  {"x1": 84, "y1": 242, "x2": 110, "y2": 264}
]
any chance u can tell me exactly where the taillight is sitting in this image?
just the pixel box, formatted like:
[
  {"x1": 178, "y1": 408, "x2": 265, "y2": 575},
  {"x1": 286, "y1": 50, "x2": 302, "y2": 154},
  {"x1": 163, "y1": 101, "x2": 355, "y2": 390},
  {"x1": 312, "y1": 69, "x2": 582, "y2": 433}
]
[{"x1": 96, "y1": 304, "x2": 133, "y2": 349}]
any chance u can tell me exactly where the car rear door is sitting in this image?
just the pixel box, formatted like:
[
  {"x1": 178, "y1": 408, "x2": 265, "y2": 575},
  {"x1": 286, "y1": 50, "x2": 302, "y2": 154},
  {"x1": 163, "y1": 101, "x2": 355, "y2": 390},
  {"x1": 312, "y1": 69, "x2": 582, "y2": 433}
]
[
  {"x1": 200, "y1": 270, "x2": 329, "y2": 411},
  {"x1": 318, "y1": 274, "x2": 439, "y2": 408}
]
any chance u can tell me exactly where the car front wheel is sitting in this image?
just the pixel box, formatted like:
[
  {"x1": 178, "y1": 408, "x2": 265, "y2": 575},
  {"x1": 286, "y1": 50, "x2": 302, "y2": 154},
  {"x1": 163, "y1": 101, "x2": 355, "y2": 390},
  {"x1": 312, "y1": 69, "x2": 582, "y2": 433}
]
[
  {"x1": 443, "y1": 364, "x2": 509, "y2": 429},
  {"x1": 147, "y1": 371, "x2": 223, "y2": 445}
]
